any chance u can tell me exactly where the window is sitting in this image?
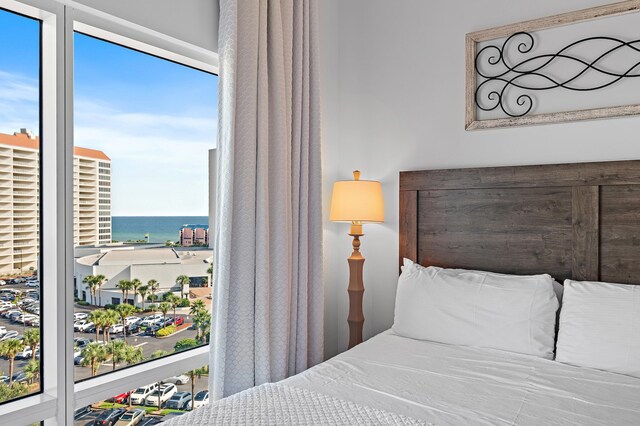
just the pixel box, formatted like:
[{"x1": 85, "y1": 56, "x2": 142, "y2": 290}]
[
  {"x1": 72, "y1": 33, "x2": 216, "y2": 382},
  {"x1": 0, "y1": 5, "x2": 42, "y2": 405},
  {"x1": 0, "y1": 1, "x2": 218, "y2": 424}
]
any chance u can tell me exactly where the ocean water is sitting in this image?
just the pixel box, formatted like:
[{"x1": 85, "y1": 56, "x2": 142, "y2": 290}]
[{"x1": 112, "y1": 216, "x2": 209, "y2": 243}]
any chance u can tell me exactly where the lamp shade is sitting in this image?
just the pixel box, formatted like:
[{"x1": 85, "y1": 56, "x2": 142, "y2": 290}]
[{"x1": 330, "y1": 171, "x2": 384, "y2": 223}]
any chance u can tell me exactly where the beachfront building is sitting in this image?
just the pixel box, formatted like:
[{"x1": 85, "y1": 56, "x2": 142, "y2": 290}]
[
  {"x1": 75, "y1": 246, "x2": 212, "y2": 306},
  {"x1": 179, "y1": 224, "x2": 208, "y2": 246},
  {"x1": 0, "y1": 129, "x2": 111, "y2": 275}
]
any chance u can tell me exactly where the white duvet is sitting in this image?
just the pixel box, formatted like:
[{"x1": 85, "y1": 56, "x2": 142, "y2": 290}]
[{"x1": 164, "y1": 331, "x2": 640, "y2": 425}]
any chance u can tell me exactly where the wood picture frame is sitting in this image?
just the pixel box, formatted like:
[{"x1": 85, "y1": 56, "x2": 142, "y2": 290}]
[{"x1": 465, "y1": 0, "x2": 640, "y2": 130}]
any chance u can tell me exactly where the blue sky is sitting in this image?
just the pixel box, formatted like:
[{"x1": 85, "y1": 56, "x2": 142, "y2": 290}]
[{"x1": 0, "y1": 8, "x2": 218, "y2": 216}]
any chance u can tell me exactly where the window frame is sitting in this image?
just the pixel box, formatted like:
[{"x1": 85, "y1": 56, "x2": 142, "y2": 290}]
[{"x1": 0, "y1": 1, "x2": 218, "y2": 424}]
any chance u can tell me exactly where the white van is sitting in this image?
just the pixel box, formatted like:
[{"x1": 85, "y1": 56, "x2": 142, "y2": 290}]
[{"x1": 129, "y1": 383, "x2": 158, "y2": 406}]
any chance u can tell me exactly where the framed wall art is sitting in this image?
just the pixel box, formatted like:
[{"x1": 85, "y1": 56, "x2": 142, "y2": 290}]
[{"x1": 466, "y1": 1, "x2": 640, "y2": 130}]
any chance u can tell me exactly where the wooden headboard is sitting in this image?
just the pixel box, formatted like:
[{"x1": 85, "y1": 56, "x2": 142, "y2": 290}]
[{"x1": 399, "y1": 160, "x2": 640, "y2": 284}]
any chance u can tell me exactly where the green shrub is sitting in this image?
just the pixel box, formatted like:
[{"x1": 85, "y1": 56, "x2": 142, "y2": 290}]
[
  {"x1": 174, "y1": 338, "x2": 198, "y2": 352},
  {"x1": 76, "y1": 300, "x2": 89, "y2": 306},
  {"x1": 177, "y1": 298, "x2": 190, "y2": 307},
  {"x1": 156, "y1": 325, "x2": 177, "y2": 337},
  {"x1": 104, "y1": 304, "x2": 115, "y2": 310}
]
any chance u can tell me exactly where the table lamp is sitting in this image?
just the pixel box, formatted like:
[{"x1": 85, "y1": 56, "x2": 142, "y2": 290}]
[{"x1": 330, "y1": 170, "x2": 384, "y2": 348}]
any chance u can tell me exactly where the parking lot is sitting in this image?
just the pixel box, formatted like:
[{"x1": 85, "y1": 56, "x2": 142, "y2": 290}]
[
  {"x1": 73, "y1": 374, "x2": 208, "y2": 425},
  {"x1": 73, "y1": 305, "x2": 201, "y2": 381},
  {"x1": 0, "y1": 282, "x2": 205, "y2": 382}
]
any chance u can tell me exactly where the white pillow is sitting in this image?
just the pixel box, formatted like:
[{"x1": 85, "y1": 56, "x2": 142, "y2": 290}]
[
  {"x1": 556, "y1": 279, "x2": 640, "y2": 377},
  {"x1": 393, "y1": 259, "x2": 559, "y2": 359}
]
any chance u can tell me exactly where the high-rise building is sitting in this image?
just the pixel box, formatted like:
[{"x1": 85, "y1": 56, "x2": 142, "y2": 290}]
[{"x1": 0, "y1": 129, "x2": 111, "y2": 275}]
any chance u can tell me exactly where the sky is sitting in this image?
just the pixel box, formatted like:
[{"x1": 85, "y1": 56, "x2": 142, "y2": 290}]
[{"x1": 0, "y1": 8, "x2": 218, "y2": 216}]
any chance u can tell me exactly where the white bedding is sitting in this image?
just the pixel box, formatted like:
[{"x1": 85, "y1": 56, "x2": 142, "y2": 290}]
[{"x1": 164, "y1": 331, "x2": 640, "y2": 425}]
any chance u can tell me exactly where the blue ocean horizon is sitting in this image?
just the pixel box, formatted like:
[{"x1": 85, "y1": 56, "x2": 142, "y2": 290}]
[{"x1": 112, "y1": 216, "x2": 209, "y2": 243}]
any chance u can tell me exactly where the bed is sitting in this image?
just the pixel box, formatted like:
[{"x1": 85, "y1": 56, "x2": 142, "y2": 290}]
[{"x1": 165, "y1": 160, "x2": 640, "y2": 425}]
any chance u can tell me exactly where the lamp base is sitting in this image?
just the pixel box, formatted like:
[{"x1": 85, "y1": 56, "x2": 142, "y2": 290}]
[{"x1": 347, "y1": 232, "x2": 365, "y2": 349}]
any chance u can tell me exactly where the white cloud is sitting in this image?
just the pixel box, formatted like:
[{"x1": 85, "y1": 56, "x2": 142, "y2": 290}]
[
  {"x1": 74, "y1": 97, "x2": 217, "y2": 216},
  {"x1": 0, "y1": 70, "x2": 39, "y2": 135}
]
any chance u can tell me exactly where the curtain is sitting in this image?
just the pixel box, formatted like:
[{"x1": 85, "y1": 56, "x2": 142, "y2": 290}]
[{"x1": 210, "y1": 0, "x2": 323, "y2": 399}]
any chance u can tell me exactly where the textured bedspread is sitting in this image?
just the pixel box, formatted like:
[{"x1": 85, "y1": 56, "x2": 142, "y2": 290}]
[
  {"x1": 163, "y1": 382, "x2": 425, "y2": 425},
  {"x1": 163, "y1": 331, "x2": 640, "y2": 425}
]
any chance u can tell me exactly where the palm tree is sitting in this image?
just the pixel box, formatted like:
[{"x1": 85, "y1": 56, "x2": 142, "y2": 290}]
[
  {"x1": 115, "y1": 304, "x2": 137, "y2": 342},
  {"x1": 176, "y1": 275, "x2": 190, "y2": 299},
  {"x1": 130, "y1": 278, "x2": 142, "y2": 306},
  {"x1": 82, "y1": 275, "x2": 96, "y2": 305},
  {"x1": 207, "y1": 265, "x2": 213, "y2": 288},
  {"x1": 94, "y1": 274, "x2": 107, "y2": 306},
  {"x1": 138, "y1": 286, "x2": 149, "y2": 311},
  {"x1": 23, "y1": 328, "x2": 40, "y2": 361},
  {"x1": 0, "y1": 339, "x2": 24, "y2": 383},
  {"x1": 150, "y1": 350, "x2": 169, "y2": 359},
  {"x1": 125, "y1": 345, "x2": 143, "y2": 366},
  {"x1": 23, "y1": 359, "x2": 39, "y2": 385},
  {"x1": 147, "y1": 279, "x2": 159, "y2": 305},
  {"x1": 106, "y1": 340, "x2": 127, "y2": 371},
  {"x1": 189, "y1": 367, "x2": 206, "y2": 411},
  {"x1": 81, "y1": 342, "x2": 108, "y2": 377},
  {"x1": 102, "y1": 310, "x2": 120, "y2": 343},
  {"x1": 193, "y1": 310, "x2": 211, "y2": 343},
  {"x1": 190, "y1": 299, "x2": 206, "y2": 316},
  {"x1": 148, "y1": 303, "x2": 158, "y2": 316},
  {"x1": 158, "y1": 302, "x2": 171, "y2": 329},
  {"x1": 88, "y1": 309, "x2": 105, "y2": 343},
  {"x1": 166, "y1": 294, "x2": 181, "y2": 322},
  {"x1": 116, "y1": 280, "x2": 132, "y2": 304}
]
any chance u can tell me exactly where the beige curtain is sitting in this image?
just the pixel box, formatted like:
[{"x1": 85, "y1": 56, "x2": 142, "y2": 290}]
[{"x1": 210, "y1": 0, "x2": 323, "y2": 399}]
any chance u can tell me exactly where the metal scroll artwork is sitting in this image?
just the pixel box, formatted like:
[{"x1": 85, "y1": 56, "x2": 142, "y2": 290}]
[{"x1": 474, "y1": 31, "x2": 640, "y2": 118}]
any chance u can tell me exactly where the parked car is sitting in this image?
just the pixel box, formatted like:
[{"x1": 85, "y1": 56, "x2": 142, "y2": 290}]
[
  {"x1": 126, "y1": 323, "x2": 141, "y2": 334},
  {"x1": 93, "y1": 407, "x2": 126, "y2": 426},
  {"x1": 74, "y1": 337, "x2": 92, "y2": 348},
  {"x1": 193, "y1": 390, "x2": 209, "y2": 408},
  {"x1": 144, "y1": 383, "x2": 177, "y2": 407},
  {"x1": 164, "y1": 374, "x2": 190, "y2": 385},
  {"x1": 137, "y1": 418, "x2": 162, "y2": 426},
  {"x1": 165, "y1": 391, "x2": 192, "y2": 410},
  {"x1": 114, "y1": 408, "x2": 145, "y2": 426},
  {"x1": 74, "y1": 355, "x2": 84, "y2": 365},
  {"x1": 0, "y1": 326, "x2": 7, "y2": 336},
  {"x1": 74, "y1": 320, "x2": 89, "y2": 331},
  {"x1": 139, "y1": 314, "x2": 163, "y2": 327},
  {"x1": 11, "y1": 372, "x2": 28, "y2": 384},
  {"x1": 0, "y1": 331, "x2": 19, "y2": 341},
  {"x1": 73, "y1": 405, "x2": 91, "y2": 421},
  {"x1": 111, "y1": 390, "x2": 132, "y2": 404},
  {"x1": 144, "y1": 324, "x2": 162, "y2": 336},
  {"x1": 74, "y1": 312, "x2": 89, "y2": 321},
  {"x1": 129, "y1": 383, "x2": 158, "y2": 406},
  {"x1": 25, "y1": 281, "x2": 39, "y2": 288},
  {"x1": 125, "y1": 316, "x2": 141, "y2": 326},
  {"x1": 16, "y1": 346, "x2": 34, "y2": 360},
  {"x1": 0, "y1": 280, "x2": 6, "y2": 286},
  {"x1": 174, "y1": 316, "x2": 185, "y2": 326},
  {"x1": 77, "y1": 322, "x2": 95, "y2": 332},
  {"x1": 0, "y1": 376, "x2": 9, "y2": 384},
  {"x1": 109, "y1": 323, "x2": 124, "y2": 334}
]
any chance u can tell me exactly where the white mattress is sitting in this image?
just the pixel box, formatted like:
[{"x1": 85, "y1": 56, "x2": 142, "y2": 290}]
[{"x1": 166, "y1": 331, "x2": 640, "y2": 425}]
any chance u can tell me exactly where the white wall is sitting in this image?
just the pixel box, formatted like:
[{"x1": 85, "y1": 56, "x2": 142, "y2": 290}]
[
  {"x1": 72, "y1": 0, "x2": 218, "y2": 51},
  {"x1": 319, "y1": 0, "x2": 640, "y2": 359}
]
